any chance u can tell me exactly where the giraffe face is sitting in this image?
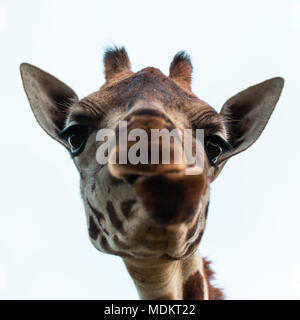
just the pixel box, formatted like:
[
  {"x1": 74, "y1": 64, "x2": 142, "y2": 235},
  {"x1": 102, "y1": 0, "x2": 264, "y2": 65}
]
[
  {"x1": 69, "y1": 66, "x2": 225, "y2": 260},
  {"x1": 20, "y1": 47, "x2": 284, "y2": 261}
]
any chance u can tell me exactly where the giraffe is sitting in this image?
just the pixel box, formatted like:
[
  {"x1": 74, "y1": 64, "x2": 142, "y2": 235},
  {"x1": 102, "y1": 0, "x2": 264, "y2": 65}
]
[{"x1": 20, "y1": 47, "x2": 284, "y2": 300}]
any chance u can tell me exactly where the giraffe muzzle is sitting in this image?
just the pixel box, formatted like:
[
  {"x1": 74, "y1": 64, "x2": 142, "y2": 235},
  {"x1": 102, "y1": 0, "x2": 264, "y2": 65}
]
[{"x1": 106, "y1": 110, "x2": 207, "y2": 225}]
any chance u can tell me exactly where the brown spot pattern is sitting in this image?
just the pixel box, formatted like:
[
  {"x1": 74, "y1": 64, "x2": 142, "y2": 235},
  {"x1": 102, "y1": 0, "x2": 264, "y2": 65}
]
[
  {"x1": 87, "y1": 199, "x2": 105, "y2": 222},
  {"x1": 100, "y1": 236, "x2": 109, "y2": 250},
  {"x1": 121, "y1": 199, "x2": 136, "y2": 219},
  {"x1": 88, "y1": 216, "x2": 99, "y2": 240},
  {"x1": 183, "y1": 270, "x2": 204, "y2": 300},
  {"x1": 106, "y1": 201, "x2": 125, "y2": 233}
]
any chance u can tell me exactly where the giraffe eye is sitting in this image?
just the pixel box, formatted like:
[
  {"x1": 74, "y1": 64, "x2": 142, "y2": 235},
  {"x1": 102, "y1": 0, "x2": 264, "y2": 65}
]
[
  {"x1": 68, "y1": 131, "x2": 87, "y2": 153},
  {"x1": 59, "y1": 124, "x2": 91, "y2": 156},
  {"x1": 206, "y1": 141, "x2": 222, "y2": 165},
  {"x1": 205, "y1": 135, "x2": 232, "y2": 166}
]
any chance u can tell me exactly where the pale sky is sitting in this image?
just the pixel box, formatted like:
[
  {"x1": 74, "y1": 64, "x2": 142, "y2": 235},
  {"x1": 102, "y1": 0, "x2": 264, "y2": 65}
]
[{"x1": 0, "y1": 0, "x2": 300, "y2": 299}]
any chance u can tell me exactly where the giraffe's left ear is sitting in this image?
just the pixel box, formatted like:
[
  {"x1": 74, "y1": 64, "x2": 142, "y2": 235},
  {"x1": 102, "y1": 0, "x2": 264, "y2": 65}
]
[
  {"x1": 20, "y1": 63, "x2": 78, "y2": 149},
  {"x1": 218, "y1": 77, "x2": 284, "y2": 163}
]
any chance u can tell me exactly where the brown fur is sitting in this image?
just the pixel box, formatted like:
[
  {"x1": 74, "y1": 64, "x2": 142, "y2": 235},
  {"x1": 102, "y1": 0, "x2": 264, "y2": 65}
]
[
  {"x1": 169, "y1": 51, "x2": 193, "y2": 91},
  {"x1": 185, "y1": 215, "x2": 201, "y2": 241},
  {"x1": 135, "y1": 172, "x2": 207, "y2": 225},
  {"x1": 81, "y1": 67, "x2": 221, "y2": 130},
  {"x1": 120, "y1": 199, "x2": 136, "y2": 219},
  {"x1": 87, "y1": 199, "x2": 105, "y2": 222},
  {"x1": 203, "y1": 258, "x2": 225, "y2": 300},
  {"x1": 88, "y1": 216, "x2": 99, "y2": 241},
  {"x1": 106, "y1": 201, "x2": 125, "y2": 234},
  {"x1": 104, "y1": 46, "x2": 132, "y2": 82},
  {"x1": 183, "y1": 270, "x2": 204, "y2": 300}
]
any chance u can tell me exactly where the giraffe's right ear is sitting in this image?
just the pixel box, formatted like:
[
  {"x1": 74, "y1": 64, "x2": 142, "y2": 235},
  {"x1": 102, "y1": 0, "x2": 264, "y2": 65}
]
[
  {"x1": 210, "y1": 77, "x2": 284, "y2": 181},
  {"x1": 219, "y1": 77, "x2": 284, "y2": 162},
  {"x1": 20, "y1": 63, "x2": 78, "y2": 148}
]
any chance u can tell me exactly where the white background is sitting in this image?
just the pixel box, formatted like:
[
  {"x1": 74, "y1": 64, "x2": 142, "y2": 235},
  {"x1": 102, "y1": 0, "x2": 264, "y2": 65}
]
[{"x1": 0, "y1": 0, "x2": 299, "y2": 299}]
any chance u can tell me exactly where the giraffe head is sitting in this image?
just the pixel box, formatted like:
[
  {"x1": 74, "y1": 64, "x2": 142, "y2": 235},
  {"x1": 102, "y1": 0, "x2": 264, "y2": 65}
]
[{"x1": 20, "y1": 47, "x2": 284, "y2": 261}]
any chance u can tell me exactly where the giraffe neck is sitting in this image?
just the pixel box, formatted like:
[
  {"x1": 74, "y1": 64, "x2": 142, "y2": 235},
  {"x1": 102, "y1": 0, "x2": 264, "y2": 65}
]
[{"x1": 123, "y1": 251, "x2": 209, "y2": 300}]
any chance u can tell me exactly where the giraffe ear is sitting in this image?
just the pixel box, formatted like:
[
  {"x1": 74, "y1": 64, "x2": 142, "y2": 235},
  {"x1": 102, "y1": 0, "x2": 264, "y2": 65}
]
[
  {"x1": 20, "y1": 63, "x2": 78, "y2": 148},
  {"x1": 218, "y1": 77, "x2": 284, "y2": 163}
]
